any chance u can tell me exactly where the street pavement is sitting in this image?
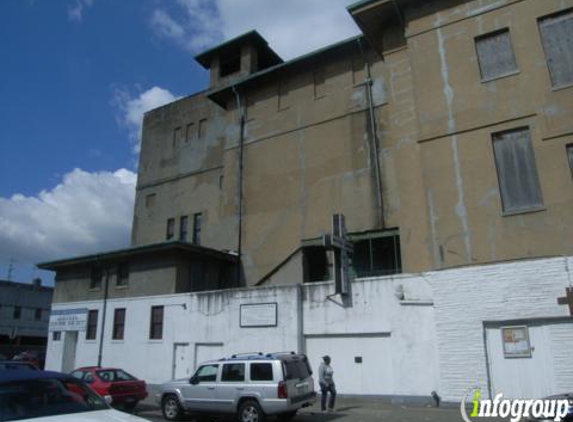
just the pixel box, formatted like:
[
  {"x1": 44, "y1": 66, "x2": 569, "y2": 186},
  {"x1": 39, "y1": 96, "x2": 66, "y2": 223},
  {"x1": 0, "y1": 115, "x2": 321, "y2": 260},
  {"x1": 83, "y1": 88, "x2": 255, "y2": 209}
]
[{"x1": 132, "y1": 396, "x2": 506, "y2": 422}]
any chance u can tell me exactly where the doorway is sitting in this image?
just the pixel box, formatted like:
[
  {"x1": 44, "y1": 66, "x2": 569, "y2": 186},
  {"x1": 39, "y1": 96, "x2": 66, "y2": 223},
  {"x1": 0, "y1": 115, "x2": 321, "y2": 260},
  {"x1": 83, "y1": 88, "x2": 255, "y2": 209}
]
[
  {"x1": 61, "y1": 331, "x2": 78, "y2": 373},
  {"x1": 172, "y1": 342, "x2": 190, "y2": 380}
]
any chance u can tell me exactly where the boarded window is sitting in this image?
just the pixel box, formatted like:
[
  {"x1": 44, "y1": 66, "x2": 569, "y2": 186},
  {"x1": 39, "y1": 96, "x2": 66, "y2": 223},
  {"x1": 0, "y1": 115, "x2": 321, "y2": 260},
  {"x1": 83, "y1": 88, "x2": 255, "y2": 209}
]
[
  {"x1": 116, "y1": 262, "x2": 129, "y2": 287},
  {"x1": 192, "y1": 213, "x2": 202, "y2": 245},
  {"x1": 166, "y1": 218, "x2": 175, "y2": 240},
  {"x1": 492, "y1": 128, "x2": 544, "y2": 213},
  {"x1": 303, "y1": 246, "x2": 329, "y2": 283},
  {"x1": 86, "y1": 310, "x2": 98, "y2": 340},
  {"x1": 180, "y1": 216, "x2": 189, "y2": 241},
  {"x1": 475, "y1": 29, "x2": 518, "y2": 81},
  {"x1": 539, "y1": 9, "x2": 573, "y2": 88},
  {"x1": 567, "y1": 144, "x2": 573, "y2": 179},
  {"x1": 112, "y1": 308, "x2": 125, "y2": 340},
  {"x1": 314, "y1": 69, "x2": 326, "y2": 98},
  {"x1": 149, "y1": 306, "x2": 163, "y2": 340},
  {"x1": 352, "y1": 232, "x2": 402, "y2": 278}
]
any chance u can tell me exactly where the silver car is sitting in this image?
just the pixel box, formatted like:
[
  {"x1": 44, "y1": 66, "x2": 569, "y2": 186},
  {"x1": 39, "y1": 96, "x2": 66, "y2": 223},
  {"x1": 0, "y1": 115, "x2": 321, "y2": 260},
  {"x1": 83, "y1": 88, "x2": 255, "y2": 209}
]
[{"x1": 157, "y1": 352, "x2": 316, "y2": 422}]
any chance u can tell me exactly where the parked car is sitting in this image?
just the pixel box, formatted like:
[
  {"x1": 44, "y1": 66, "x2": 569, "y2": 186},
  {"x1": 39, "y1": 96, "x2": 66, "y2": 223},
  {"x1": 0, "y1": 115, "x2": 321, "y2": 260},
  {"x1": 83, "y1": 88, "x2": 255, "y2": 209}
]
[
  {"x1": 157, "y1": 351, "x2": 316, "y2": 422},
  {"x1": 70, "y1": 366, "x2": 148, "y2": 411},
  {"x1": 526, "y1": 393, "x2": 573, "y2": 421},
  {"x1": 0, "y1": 369, "x2": 148, "y2": 421},
  {"x1": 12, "y1": 351, "x2": 45, "y2": 369},
  {"x1": 0, "y1": 360, "x2": 39, "y2": 371}
]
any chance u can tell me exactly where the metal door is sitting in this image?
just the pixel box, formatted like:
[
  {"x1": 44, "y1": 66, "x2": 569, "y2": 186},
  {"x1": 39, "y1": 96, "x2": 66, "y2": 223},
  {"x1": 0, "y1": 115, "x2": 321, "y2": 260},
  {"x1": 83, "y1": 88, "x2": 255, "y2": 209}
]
[{"x1": 172, "y1": 342, "x2": 190, "y2": 380}]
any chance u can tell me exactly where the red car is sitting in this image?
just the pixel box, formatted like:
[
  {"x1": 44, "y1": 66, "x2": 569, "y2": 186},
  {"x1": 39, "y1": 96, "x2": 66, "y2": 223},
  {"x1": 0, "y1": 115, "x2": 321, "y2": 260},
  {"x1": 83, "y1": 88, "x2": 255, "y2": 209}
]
[{"x1": 71, "y1": 366, "x2": 148, "y2": 411}]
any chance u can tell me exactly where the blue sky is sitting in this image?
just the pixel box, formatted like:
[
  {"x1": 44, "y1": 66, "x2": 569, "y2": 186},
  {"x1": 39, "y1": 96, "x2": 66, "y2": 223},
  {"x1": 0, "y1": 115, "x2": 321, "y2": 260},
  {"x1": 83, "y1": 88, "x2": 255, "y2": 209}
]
[{"x1": 0, "y1": 0, "x2": 359, "y2": 285}]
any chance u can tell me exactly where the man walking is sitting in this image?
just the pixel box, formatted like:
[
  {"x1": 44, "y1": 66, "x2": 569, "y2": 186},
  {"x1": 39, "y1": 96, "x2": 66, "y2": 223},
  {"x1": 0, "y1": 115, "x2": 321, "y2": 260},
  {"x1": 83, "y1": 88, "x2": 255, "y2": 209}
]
[{"x1": 318, "y1": 355, "x2": 336, "y2": 412}]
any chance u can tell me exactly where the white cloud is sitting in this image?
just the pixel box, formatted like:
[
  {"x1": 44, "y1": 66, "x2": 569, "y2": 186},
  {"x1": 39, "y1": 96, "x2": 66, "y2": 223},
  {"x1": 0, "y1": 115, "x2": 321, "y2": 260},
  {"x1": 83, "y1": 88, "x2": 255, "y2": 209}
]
[
  {"x1": 68, "y1": 0, "x2": 94, "y2": 22},
  {"x1": 114, "y1": 86, "x2": 180, "y2": 153},
  {"x1": 150, "y1": 0, "x2": 361, "y2": 60},
  {"x1": 0, "y1": 168, "x2": 137, "y2": 274}
]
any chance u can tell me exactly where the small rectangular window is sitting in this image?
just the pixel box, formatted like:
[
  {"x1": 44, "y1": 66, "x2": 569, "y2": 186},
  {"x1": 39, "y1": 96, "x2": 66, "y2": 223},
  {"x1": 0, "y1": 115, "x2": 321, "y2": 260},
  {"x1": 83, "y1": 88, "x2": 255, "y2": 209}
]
[
  {"x1": 314, "y1": 69, "x2": 326, "y2": 98},
  {"x1": 198, "y1": 119, "x2": 207, "y2": 138},
  {"x1": 52, "y1": 331, "x2": 61, "y2": 341},
  {"x1": 173, "y1": 127, "x2": 182, "y2": 148},
  {"x1": 86, "y1": 310, "x2": 98, "y2": 340},
  {"x1": 185, "y1": 123, "x2": 194, "y2": 142},
  {"x1": 303, "y1": 246, "x2": 329, "y2": 283},
  {"x1": 149, "y1": 306, "x2": 164, "y2": 340},
  {"x1": 250, "y1": 363, "x2": 273, "y2": 381},
  {"x1": 475, "y1": 29, "x2": 518, "y2": 81},
  {"x1": 145, "y1": 193, "x2": 156, "y2": 208},
  {"x1": 567, "y1": 144, "x2": 573, "y2": 179},
  {"x1": 180, "y1": 216, "x2": 189, "y2": 241},
  {"x1": 112, "y1": 308, "x2": 126, "y2": 340},
  {"x1": 539, "y1": 9, "x2": 573, "y2": 88},
  {"x1": 220, "y1": 53, "x2": 241, "y2": 77},
  {"x1": 353, "y1": 232, "x2": 402, "y2": 278},
  {"x1": 492, "y1": 127, "x2": 544, "y2": 214},
  {"x1": 116, "y1": 263, "x2": 129, "y2": 287},
  {"x1": 90, "y1": 266, "x2": 102, "y2": 290},
  {"x1": 193, "y1": 213, "x2": 202, "y2": 245},
  {"x1": 166, "y1": 218, "x2": 175, "y2": 240},
  {"x1": 34, "y1": 308, "x2": 42, "y2": 321},
  {"x1": 222, "y1": 363, "x2": 245, "y2": 382},
  {"x1": 13, "y1": 306, "x2": 21, "y2": 320}
]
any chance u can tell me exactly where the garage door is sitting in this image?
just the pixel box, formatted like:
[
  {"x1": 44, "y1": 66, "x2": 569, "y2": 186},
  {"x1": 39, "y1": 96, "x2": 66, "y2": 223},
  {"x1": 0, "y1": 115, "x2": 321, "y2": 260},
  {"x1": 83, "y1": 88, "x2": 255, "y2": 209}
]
[
  {"x1": 305, "y1": 334, "x2": 392, "y2": 395},
  {"x1": 194, "y1": 342, "x2": 224, "y2": 371}
]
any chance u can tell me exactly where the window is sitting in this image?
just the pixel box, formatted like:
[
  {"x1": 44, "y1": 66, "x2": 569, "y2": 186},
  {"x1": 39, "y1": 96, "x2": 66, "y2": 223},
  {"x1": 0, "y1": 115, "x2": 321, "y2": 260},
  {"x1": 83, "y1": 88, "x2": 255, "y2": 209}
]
[
  {"x1": 250, "y1": 363, "x2": 273, "y2": 381},
  {"x1": 475, "y1": 29, "x2": 518, "y2": 81},
  {"x1": 145, "y1": 193, "x2": 156, "y2": 208},
  {"x1": 220, "y1": 52, "x2": 241, "y2": 77},
  {"x1": 112, "y1": 308, "x2": 126, "y2": 340},
  {"x1": 180, "y1": 216, "x2": 189, "y2": 241},
  {"x1": 492, "y1": 127, "x2": 544, "y2": 214},
  {"x1": 565, "y1": 144, "x2": 573, "y2": 177},
  {"x1": 90, "y1": 266, "x2": 102, "y2": 290},
  {"x1": 116, "y1": 262, "x2": 129, "y2": 287},
  {"x1": 222, "y1": 363, "x2": 245, "y2": 382},
  {"x1": 539, "y1": 9, "x2": 573, "y2": 88},
  {"x1": 34, "y1": 308, "x2": 42, "y2": 321},
  {"x1": 52, "y1": 331, "x2": 61, "y2": 341},
  {"x1": 86, "y1": 310, "x2": 98, "y2": 340},
  {"x1": 352, "y1": 55, "x2": 366, "y2": 85},
  {"x1": 194, "y1": 364, "x2": 219, "y2": 382},
  {"x1": 185, "y1": 123, "x2": 194, "y2": 142},
  {"x1": 149, "y1": 306, "x2": 164, "y2": 340},
  {"x1": 352, "y1": 232, "x2": 402, "y2": 278},
  {"x1": 303, "y1": 246, "x2": 330, "y2": 283},
  {"x1": 198, "y1": 119, "x2": 207, "y2": 138},
  {"x1": 166, "y1": 218, "x2": 175, "y2": 240},
  {"x1": 13, "y1": 306, "x2": 21, "y2": 320},
  {"x1": 173, "y1": 127, "x2": 182, "y2": 148},
  {"x1": 192, "y1": 213, "x2": 202, "y2": 245},
  {"x1": 314, "y1": 69, "x2": 326, "y2": 98}
]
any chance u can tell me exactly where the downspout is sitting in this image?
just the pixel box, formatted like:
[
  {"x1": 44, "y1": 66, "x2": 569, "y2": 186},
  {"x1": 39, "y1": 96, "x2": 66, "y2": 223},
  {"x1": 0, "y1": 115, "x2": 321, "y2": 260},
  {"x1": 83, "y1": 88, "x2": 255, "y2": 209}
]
[
  {"x1": 232, "y1": 86, "x2": 246, "y2": 287},
  {"x1": 357, "y1": 38, "x2": 385, "y2": 229},
  {"x1": 297, "y1": 284, "x2": 304, "y2": 354},
  {"x1": 97, "y1": 264, "x2": 109, "y2": 367}
]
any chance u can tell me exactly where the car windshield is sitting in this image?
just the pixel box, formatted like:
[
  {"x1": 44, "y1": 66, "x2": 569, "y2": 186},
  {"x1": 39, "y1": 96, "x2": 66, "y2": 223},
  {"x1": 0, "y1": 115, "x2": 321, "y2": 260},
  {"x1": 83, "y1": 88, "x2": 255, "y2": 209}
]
[
  {"x1": 0, "y1": 377, "x2": 109, "y2": 421},
  {"x1": 96, "y1": 369, "x2": 136, "y2": 382},
  {"x1": 283, "y1": 356, "x2": 312, "y2": 380}
]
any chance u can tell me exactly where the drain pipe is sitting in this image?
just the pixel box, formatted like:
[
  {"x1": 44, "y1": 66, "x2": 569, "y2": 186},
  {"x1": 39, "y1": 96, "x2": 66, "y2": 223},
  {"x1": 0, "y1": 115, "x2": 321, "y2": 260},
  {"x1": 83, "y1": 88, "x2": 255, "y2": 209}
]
[
  {"x1": 357, "y1": 38, "x2": 385, "y2": 228},
  {"x1": 232, "y1": 86, "x2": 246, "y2": 287},
  {"x1": 97, "y1": 264, "x2": 109, "y2": 367}
]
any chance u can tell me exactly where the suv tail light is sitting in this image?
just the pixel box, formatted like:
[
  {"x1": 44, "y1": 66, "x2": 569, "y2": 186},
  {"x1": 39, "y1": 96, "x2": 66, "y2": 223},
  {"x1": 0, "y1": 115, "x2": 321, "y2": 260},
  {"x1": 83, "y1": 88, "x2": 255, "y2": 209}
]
[{"x1": 278, "y1": 381, "x2": 288, "y2": 399}]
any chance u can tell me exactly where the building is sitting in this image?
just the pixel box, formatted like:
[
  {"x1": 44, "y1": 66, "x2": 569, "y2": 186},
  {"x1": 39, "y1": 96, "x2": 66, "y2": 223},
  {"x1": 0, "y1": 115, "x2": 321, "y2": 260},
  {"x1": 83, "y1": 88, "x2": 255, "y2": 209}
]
[
  {"x1": 0, "y1": 278, "x2": 53, "y2": 359},
  {"x1": 40, "y1": 0, "x2": 573, "y2": 402}
]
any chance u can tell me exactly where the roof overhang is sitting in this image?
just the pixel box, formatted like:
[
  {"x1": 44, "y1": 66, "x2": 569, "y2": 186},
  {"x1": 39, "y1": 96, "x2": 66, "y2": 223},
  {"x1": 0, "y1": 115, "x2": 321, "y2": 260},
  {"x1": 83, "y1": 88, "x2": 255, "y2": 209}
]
[{"x1": 37, "y1": 241, "x2": 238, "y2": 271}]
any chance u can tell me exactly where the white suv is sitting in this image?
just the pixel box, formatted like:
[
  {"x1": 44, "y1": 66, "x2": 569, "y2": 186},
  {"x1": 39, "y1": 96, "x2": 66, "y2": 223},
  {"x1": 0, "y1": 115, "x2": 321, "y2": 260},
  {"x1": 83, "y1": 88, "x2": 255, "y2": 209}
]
[{"x1": 158, "y1": 352, "x2": 316, "y2": 422}]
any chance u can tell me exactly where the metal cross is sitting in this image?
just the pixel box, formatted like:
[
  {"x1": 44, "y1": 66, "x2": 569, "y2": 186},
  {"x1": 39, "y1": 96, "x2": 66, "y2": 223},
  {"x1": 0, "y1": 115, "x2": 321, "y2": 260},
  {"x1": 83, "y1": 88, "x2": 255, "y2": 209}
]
[{"x1": 323, "y1": 214, "x2": 353, "y2": 296}]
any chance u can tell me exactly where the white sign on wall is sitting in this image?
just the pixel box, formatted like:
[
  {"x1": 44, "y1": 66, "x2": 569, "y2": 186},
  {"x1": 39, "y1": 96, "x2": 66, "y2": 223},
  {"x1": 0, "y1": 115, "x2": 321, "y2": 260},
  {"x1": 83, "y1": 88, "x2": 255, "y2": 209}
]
[
  {"x1": 49, "y1": 308, "x2": 88, "y2": 332},
  {"x1": 240, "y1": 303, "x2": 278, "y2": 328}
]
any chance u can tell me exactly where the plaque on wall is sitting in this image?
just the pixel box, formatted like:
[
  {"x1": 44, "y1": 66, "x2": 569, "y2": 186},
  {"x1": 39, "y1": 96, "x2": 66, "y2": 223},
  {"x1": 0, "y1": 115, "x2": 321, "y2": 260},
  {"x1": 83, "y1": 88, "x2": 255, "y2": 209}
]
[
  {"x1": 501, "y1": 326, "x2": 531, "y2": 358},
  {"x1": 240, "y1": 303, "x2": 278, "y2": 328},
  {"x1": 49, "y1": 308, "x2": 88, "y2": 332}
]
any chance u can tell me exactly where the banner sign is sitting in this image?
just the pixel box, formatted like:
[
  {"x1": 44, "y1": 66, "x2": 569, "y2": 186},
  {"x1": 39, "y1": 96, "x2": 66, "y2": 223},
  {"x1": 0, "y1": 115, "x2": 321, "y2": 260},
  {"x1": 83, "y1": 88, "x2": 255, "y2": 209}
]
[{"x1": 49, "y1": 308, "x2": 88, "y2": 332}]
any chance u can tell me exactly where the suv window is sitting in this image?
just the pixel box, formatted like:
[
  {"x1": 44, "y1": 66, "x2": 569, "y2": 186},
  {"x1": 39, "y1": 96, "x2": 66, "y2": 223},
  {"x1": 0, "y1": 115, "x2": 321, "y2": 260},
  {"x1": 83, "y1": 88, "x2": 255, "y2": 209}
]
[
  {"x1": 195, "y1": 364, "x2": 218, "y2": 382},
  {"x1": 221, "y1": 363, "x2": 245, "y2": 382},
  {"x1": 283, "y1": 357, "x2": 311, "y2": 380},
  {"x1": 250, "y1": 363, "x2": 273, "y2": 381}
]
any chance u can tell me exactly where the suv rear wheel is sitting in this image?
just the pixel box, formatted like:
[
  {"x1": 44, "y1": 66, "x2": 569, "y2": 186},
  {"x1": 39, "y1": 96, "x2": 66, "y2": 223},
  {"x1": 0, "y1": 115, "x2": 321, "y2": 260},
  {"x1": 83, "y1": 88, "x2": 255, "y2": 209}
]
[
  {"x1": 238, "y1": 399, "x2": 265, "y2": 422},
  {"x1": 162, "y1": 394, "x2": 183, "y2": 421}
]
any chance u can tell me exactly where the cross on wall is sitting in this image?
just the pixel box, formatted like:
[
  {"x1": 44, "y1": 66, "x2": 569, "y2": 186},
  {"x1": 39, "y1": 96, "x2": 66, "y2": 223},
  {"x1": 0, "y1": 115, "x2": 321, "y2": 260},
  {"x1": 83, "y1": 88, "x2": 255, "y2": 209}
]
[
  {"x1": 322, "y1": 214, "x2": 354, "y2": 296},
  {"x1": 557, "y1": 287, "x2": 573, "y2": 316}
]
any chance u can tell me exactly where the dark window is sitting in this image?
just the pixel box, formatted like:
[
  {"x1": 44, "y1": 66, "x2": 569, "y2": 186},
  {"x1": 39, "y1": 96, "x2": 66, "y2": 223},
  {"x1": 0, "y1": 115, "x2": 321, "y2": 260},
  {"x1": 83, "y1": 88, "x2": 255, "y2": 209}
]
[
  {"x1": 283, "y1": 357, "x2": 312, "y2": 380},
  {"x1": 539, "y1": 9, "x2": 573, "y2": 88},
  {"x1": 180, "y1": 216, "x2": 189, "y2": 241},
  {"x1": 303, "y1": 246, "x2": 329, "y2": 283},
  {"x1": 149, "y1": 306, "x2": 164, "y2": 340},
  {"x1": 166, "y1": 218, "x2": 175, "y2": 240},
  {"x1": 475, "y1": 29, "x2": 518, "y2": 81},
  {"x1": 193, "y1": 213, "x2": 202, "y2": 245},
  {"x1": 52, "y1": 331, "x2": 61, "y2": 341},
  {"x1": 198, "y1": 119, "x2": 207, "y2": 138},
  {"x1": 173, "y1": 127, "x2": 182, "y2": 148},
  {"x1": 34, "y1": 308, "x2": 42, "y2": 321},
  {"x1": 220, "y1": 53, "x2": 241, "y2": 77},
  {"x1": 567, "y1": 144, "x2": 573, "y2": 178},
  {"x1": 86, "y1": 310, "x2": 98, "y2": 340},
  {"x1": 185, "y1": 123, "x2": 194, "y2": 142},
  {"x1": 250, "y1": 363, "x2": 273, "y2": 381},
  {"x1": 117, "y1": 262, "x2": 129, "y2": 287},
  {"x1": 352, "y1": 232, "x2": 402, "y2": 278},
  {"x1": 13, "y1": 306, "x2": 21, "y2": 320},
  {"x1": 222, "y1": 363, "x2": 245, "y2": 382},
  {"x1": 195, "y1": 364, "x2": 218, "y2": 382},
  {"x1": 112, "y1": 308, "x2": 126, "y2": 340},
  {"x1": 492, "y1": 128, "x2": 544, "y2": 213},
  {"x1": 90, "y1": 266, "x2": 102, "y2": 289}
]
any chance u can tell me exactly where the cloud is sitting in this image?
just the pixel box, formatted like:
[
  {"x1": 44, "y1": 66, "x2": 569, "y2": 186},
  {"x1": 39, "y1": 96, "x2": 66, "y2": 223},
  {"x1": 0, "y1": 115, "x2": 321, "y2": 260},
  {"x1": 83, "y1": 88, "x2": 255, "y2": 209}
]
[
  {"x1": 150, "y1": 0, "x2": 360, "y2": 60},
  {"x1": 68, "y1": 0, "x2": 94, "y2": 22},
  {"x1": 113, "y1": 86, "x2": 180, "y2": 153},
  {"x1": 0, "y1": 168, "x2": 137, "y2": 278}
]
